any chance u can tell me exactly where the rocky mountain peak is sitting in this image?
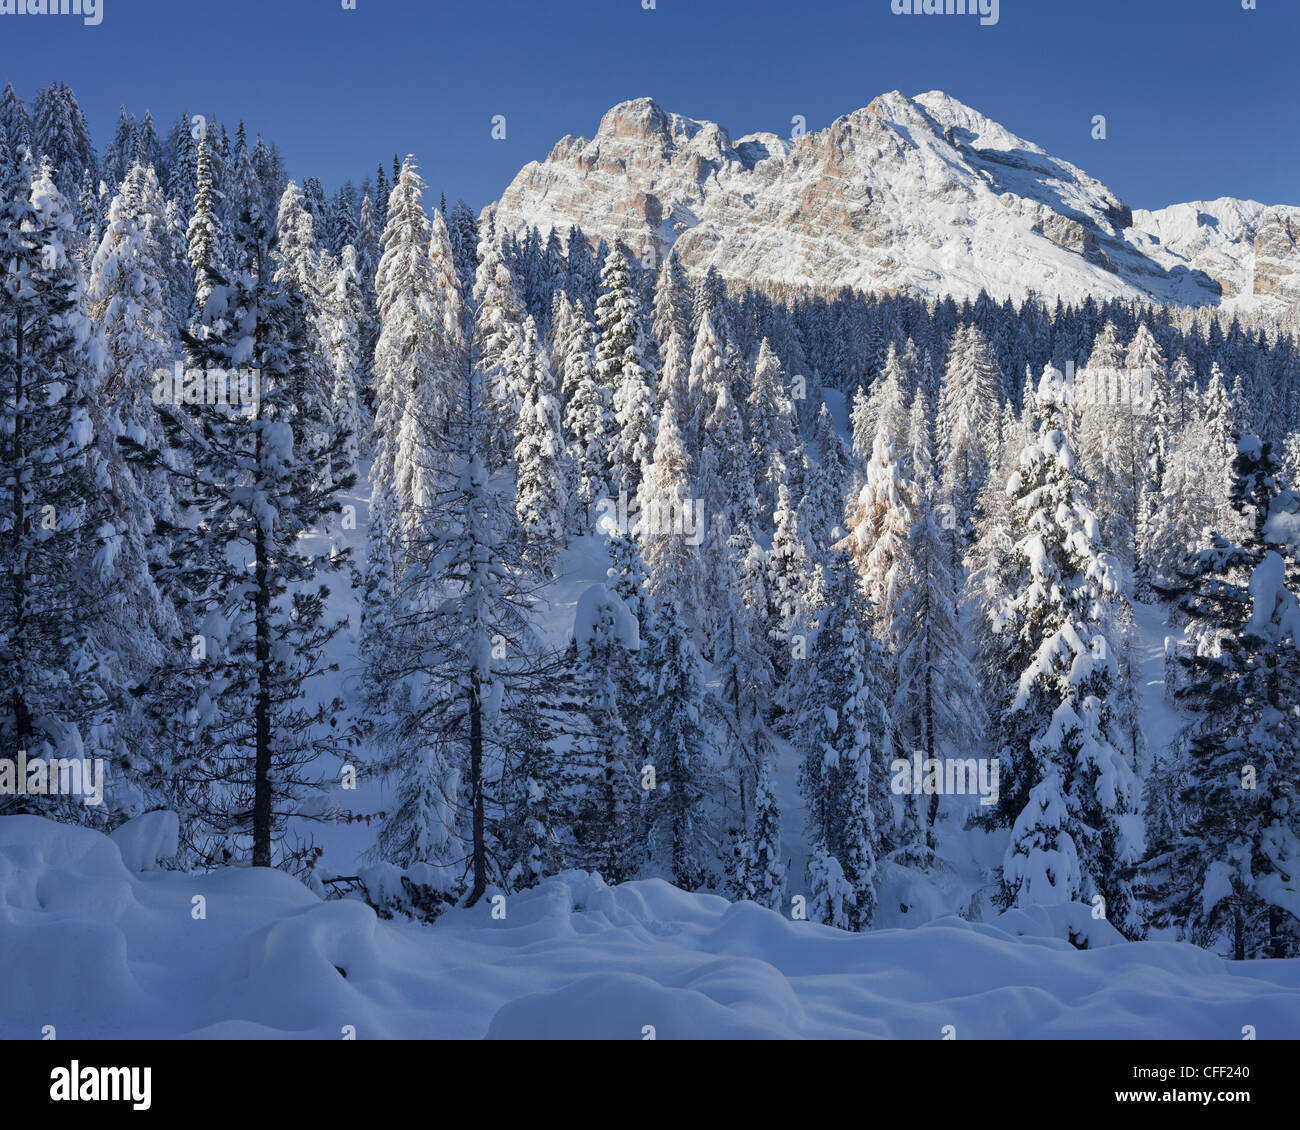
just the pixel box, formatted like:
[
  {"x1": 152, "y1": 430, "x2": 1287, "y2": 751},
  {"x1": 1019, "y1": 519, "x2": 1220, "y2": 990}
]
[{"x1": 488, "y1": 91, "x2": 1300, "y2": 315}]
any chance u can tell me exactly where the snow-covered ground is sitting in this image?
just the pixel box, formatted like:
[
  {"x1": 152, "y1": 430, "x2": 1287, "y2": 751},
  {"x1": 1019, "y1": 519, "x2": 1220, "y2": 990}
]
[{"x1": 4, "y1": 814, "x2": 1298, "y2": 1040}]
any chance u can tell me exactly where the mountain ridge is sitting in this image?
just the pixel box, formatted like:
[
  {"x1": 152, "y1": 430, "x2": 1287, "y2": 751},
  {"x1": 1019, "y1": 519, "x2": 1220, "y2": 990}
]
[{"x1": 485, "y1": 91, "x2": 1300, "y2": 313}]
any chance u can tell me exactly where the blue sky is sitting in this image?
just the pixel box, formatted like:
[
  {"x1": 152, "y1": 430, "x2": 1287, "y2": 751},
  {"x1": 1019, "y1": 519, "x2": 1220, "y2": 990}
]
[{"x1": 3, "y1": 0, "x2": 1297, "y2": 212}]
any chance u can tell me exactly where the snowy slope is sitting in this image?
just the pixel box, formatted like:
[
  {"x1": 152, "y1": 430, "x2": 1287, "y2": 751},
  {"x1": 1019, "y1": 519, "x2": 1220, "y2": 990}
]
[
  {"x1": 486, "y1": 91, "x2": 1300, "y2": 314},
  {"x1": 1130, "y1": 199, "x2": 1300, "y2": 311},
  {"x1": 4, "y1": 815, "x2": 1298, "y2": 1040}
]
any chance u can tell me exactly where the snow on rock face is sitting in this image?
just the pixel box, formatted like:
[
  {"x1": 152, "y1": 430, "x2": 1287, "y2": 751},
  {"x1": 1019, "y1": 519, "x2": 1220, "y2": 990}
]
[
  {"x1": 488, "y1": 92, "x2": 1299, "y2": 314},
  {"x1": 4, "y1": 816, "x2": 1300, "y2": 1039},
  {"x1": 1130, "y1": 199, "x2": 1300, "y2": 308}
]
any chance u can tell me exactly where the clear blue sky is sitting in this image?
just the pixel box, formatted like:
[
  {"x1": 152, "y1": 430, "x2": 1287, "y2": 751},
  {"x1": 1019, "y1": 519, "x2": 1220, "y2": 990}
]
[{"x1": 4, "y1": 0, "x2": 1297, "y2": 212}]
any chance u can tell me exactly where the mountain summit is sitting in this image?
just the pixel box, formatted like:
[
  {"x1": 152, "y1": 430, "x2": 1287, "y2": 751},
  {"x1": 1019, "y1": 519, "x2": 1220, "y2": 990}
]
[{"x1": 486, "y1": 92, "x2": 1300, "y2": 312}]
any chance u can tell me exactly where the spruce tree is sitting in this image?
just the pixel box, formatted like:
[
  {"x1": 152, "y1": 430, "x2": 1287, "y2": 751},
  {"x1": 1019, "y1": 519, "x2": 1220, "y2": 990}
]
[
  {"x1": 140, "y1": 191, "x2": 354, "y2": 869},
  {"x1": 596, "y1": 247, "x2": 655, "y2": 500},
  {"x1": 570, "y1": 585, "x2": 641, "y2": 882},
  {"x1": 893, "y1": 389, "x2": 982, "y2": 849},
  {"x1": 0, "y1": 157, "x2": 119, "y2": 824},
  {"x1": 513, "y1": 316, "x2": 568, "y2": 569},
  {"x1": 988, "y1": 366, "x2": 1141, "y2": 935},
  {"x1": 566, "y1": 317, "x2": 615, "y2": 530},
  {"x1": 938, "y1": 324, "x2": 1001, "y2": 561},
  {"x1": 186, "y1": 134, "x2": 224, "y2": 324},
  {"x1": 471, "y1": 233, "x2": 526, "y2": 469},
  {"x1": 748, "y1": 339, "x2": 801, "y2": 519},
  {"x1": 795, "y1": 556, "x2": 894, "y2": 931},
  {"x1": 1141, "y1": 435, "x2": 1300, "y2": 958},
  {"x1": 325, "y1": 245, "x2": 366, "y2": 476},
  {"x1": 748, "y1": 758, "x2": 785, "y2": 910},
  {"x1": 641, "y1": 593, "x2": 709, "y2": 891}
]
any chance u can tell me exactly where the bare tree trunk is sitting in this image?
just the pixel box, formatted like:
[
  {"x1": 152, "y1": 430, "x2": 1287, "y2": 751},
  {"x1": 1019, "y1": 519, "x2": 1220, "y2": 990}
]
[
  {"x1": 10, "y1": 316, "x2": 31, "y2": 754},
  {"x1": 252, "y1": 422, "x2": 273, "y2": 868},
  {"x1": 925, "y1": 620, "x2": 938, "y2": 849},
  {"x1": 467, "y1": 675, "x2": 486, "y2": 906},
  {"x1": 8, "y1": 315, "x2": 33, "y2": 757},
  {"x1": 604, "y1": 741, "x2": 617, "y2": 881}
]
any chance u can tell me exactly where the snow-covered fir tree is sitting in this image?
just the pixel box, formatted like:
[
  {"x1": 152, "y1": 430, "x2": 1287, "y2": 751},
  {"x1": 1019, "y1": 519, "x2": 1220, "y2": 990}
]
[
  {"x1": 139, "y1": 191, "x2": 354, "y2": 869},
  {"x1": 987, "y1": 365, "x2": 1142, "y2": 936},
  {"x1": 796, "y1": 556, "x2": 895, "y2": 931},
  {"x1": 596, "y1": 245, "x2": 655, "y2": 501},
  {"x1": 513, "y1": 316, "x2": 568, "y2": 569},
  {"x1": 569, "y1": 584, "x2": 642, "y2": 882},
  {"x1": 1141, "y1": 435, "x2": 1300, "y2": 959},
  {"x1": 0, "y1": 157, "x2": 125, "y2": 825}
]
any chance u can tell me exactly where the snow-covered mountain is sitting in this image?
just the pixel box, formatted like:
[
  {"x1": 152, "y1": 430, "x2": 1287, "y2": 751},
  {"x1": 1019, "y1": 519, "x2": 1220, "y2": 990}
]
[{"x1": 486, "y1": 91, "x2": 1300, "y2": 313}]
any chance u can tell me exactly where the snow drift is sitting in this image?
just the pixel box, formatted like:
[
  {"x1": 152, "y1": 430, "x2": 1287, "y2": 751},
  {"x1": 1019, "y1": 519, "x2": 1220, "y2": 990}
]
[{"x1": 3, "y1": 815, "x2": 1298, "y2": 1040}]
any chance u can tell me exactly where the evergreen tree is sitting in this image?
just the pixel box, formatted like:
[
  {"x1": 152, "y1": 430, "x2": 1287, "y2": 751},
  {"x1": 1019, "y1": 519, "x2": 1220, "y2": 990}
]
[
  {"x1": 748, "y1": 757, "x2": 785, "y2": 910},
  {"x1": 372, "y1": 159, "x2": 464, "y2": 547},
  {"x1": 87, "y1": 166, "x2": 185, "y2": 699},
  {"x1": 766, "y1": 481, "x2": 810, "y2": 684},
  {"x1": 570, "y1": 585, "x2": 641, "y2": 882},
  {"x1": 596, "y1": 246, "x2": 655, "y2": 499},
  {"x1": 641, "y1": 593, "x2": 709, "y2": 890},
  {"x1": 748, "y1": 339, "x2": 801, "y2": 519},
  {"x1": 325, "y1": 245, "x2": 366, "y2": 476},
  {"x1": 565, "y1": 317, "x2": 615, "y2": 529},
  {"x1": 471, "y1": 233, "x2": 527, "y2": 469},
  {"x1": 1141, "y1": 435, "x2": 1300, "y2": 959},
  {"x1": 165, "y1": 112, "x2": 197, "y2": 213},
  {"x1": 798, "y1": 404, "x2": 850, "y2": 561},
  {"x1": 186, "y1": 134, "x2": 224, "y2": 324},
  {"x1": 367, "y1": 360, "x2": 537, "y2": 905},
  {"x1": 848, "y1": 423, "x2": 916, "y2": 640},
  {"x1": 139, "y1": 190, "x2": 354, "y2": 869},
  {"x1": 987, "y1": 366, "x2": 1141, "y2": 935},
  {"x1": 712, "y1": 529, "x2": 775, "y2": 812},
  {"x1": 853, "y1": 341, "x2": 910, "y2": 472},
  {"x1": 274, "y1": 180, "x2": 336, "y2": 479},
  {"x1": 938, "y1": 324, "x2": 1001, "y2": 560},
  {"x1": 687, "y1": 309, "x2": 727, "y2": 457},
  {"x1": 638, "y1": 408, "x2": 709, "y2": 888},
  {"x1": 513, "y1": 316, "x2": 568, "y2": 568},
  {"x1": 0, "y1": 83, "x2": 33, "y2": 157},
  {"x1": 893, "y1": 389, "x2": 982, "y2": 849},
  {"x1": 102, "y1": 107, "x2": 137, "y2": 194},
  {"x1": 795, "y1": 556, "x2": 894, "y2": 931},
  {"x1": 807, "y1": 840, "x2": 854, "y2": 929},
  {"x1": 32, "y1": 82, "x2": 96, "y2": 199},
  {"x1": 639, "y1": 401, "x2": 700, "y2": 620},
  {"x1": 651, "y1": 249, "x2": 691, "y2": 353},
  {"x1": 0, "y1": 157, "x2": 120, "y2": 824}
]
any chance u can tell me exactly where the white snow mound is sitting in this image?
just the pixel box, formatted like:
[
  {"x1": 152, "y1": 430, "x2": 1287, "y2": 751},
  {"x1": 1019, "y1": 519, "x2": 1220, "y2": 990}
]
[{"x1": 2, "y1": 817, "x2": 1298, "y2": 1040}]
